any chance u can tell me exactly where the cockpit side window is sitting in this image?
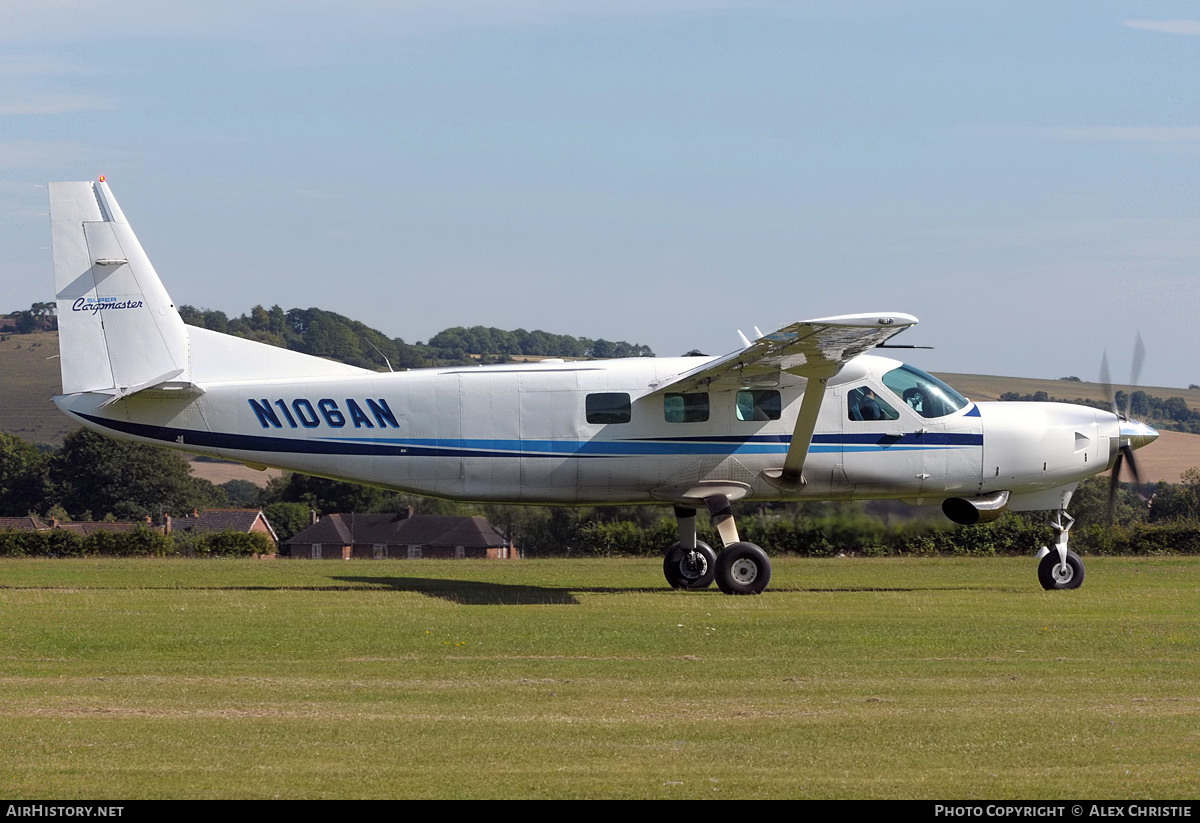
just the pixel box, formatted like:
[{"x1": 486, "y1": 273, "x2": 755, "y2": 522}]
[
  {"x1": 880, "y1": 364, "x2": 968, "y2": 419},
  {"x1": 847, "y1": 385, "x2": 899, "y2": 421},
  {"x1": 586, "y1": 392, "x2": 632, "y2": 424}
]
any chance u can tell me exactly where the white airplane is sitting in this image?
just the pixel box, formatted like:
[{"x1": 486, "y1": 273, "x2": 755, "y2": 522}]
[{"x1": 47, "y1": 180, "x2": 1159, "y2": 594}]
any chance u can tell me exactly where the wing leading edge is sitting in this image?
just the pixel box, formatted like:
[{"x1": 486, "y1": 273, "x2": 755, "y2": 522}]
[{"x1": 651, "y1": 312, "x2": 918, "y2": 492}]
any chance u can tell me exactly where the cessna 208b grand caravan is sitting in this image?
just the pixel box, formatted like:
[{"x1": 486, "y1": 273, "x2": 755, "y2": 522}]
[{"x1": 48, "y1": 180, "x2": 1158, "y2": 594}]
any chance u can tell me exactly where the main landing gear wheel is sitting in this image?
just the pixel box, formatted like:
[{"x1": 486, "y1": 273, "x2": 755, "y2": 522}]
[
  {"x1": 715, "y1": 542, "x2": 772, "y2": 595},
  {"x1": 663, "y1": 541, "x2": 717, "y2": 589},
  {"x1": 1038, "y1": 550, "x2": 1085, "y2": 590}
]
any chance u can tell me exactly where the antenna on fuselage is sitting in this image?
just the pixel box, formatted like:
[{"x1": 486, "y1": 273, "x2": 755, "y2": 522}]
[{"x1": 365, "y1": 338, "x2": 394, "y2": 373}]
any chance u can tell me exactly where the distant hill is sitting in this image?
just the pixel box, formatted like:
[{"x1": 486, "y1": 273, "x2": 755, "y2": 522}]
[
  {"x1": 937, "y1": 372, "x2": 1200, "y2": 415},
  {"x1": 0, "y1": 332, "x2": 70, "y2": 445}
]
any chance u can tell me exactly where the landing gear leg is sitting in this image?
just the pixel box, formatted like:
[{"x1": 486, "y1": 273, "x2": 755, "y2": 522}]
[
  {"x1": 1036, "y1": 511, "x2": 1084, "y2": 590},
  {"x1": 704, "y1": 495, "x2": 772, "y2": 595},
  {"x1": 663, "y1": 506, "x2": 716, "y2": 589}
]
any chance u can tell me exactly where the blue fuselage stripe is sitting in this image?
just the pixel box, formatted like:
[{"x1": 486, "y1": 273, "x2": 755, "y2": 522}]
[{"x1": 77, "y1": 413, "x2": 983, "y2": 459}]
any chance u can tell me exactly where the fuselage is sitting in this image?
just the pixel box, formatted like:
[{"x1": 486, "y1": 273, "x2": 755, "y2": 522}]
[{"x1": 56, "y1": 352, "x2": 1128, "y2": 509}]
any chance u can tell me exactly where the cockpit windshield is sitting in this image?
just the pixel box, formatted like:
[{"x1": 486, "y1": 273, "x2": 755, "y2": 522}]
[{"x1": 880, "y1": 364, "x2": 969, "y2": 419}]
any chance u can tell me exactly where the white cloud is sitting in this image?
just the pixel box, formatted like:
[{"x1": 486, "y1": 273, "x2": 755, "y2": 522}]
[
  {"x1": 1123, "y1": 19, "x2": 1200, "y2": 37},
  {"x1": 979, "y1": 125, "x2": 1200, "y2": 144},
  {"x1": 0, "y1": 94, "x2": 114, "y2": 115},
  {"x1": 0, "y1": 56, "x2": 92, "y2": 77},
  {"x1": 0, "y1": 139, "x2": 88, "y2": 171},
  {"x1": 0, "y1": 56, "x2": 113, "y2": 114},
  {"x1": 0, "y1": 0, "x2": 752, "y2": 45},
  {"x1": 1038, "y1": 126, "x2": 1200, "y2": 143}
]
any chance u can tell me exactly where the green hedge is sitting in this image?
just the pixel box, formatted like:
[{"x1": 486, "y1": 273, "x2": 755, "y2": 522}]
[
  {"x1": 6, "y1": 519, "x2": 1200, "y2": 559},
  {"x1": 0, "y1": 527, "x2": 275, "y2": 558},
  {"x1": 1073, "y1": 523, "x2": 1200, "y2": 555},
  {"x1": 0, "y1": 528, "x2": 85, "y2": 557},
  {"x1": 566, "y1": 515, "x2": 1200, "y2": 558}
]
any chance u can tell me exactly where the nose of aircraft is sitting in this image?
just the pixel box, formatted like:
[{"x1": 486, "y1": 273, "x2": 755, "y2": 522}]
[{"x1": 1120, "y1": 419, "x2": 1159, "y2": 451}]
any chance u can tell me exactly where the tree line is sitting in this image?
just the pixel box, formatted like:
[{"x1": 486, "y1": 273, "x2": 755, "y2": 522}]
[
  {"x1": 3, "y1": 303, "x2": 58, "y2": 335},
  {"x1": 0, "y1": 430, "x2": 226, "y2": 523}
]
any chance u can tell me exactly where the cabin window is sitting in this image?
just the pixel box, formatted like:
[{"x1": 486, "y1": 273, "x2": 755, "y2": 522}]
[
  {"x1": 847, "y1": 386, "x2": 899, "y2": 421},
  {"x1": 735, "y1": 390, "x2": 781, "y2": 421},
  {"x1": 880, "y1": 364, "x2": 969, "y2": 419},
  {"x1": 586, "y1": 392, "x2": 632, "y2": 424},
  {"x1": 664, "y1": 392, "x2": 709, "y2": 423}
]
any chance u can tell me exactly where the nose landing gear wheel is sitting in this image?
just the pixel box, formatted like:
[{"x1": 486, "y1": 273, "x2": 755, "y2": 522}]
[
  {"x1": 663, "y1": 541, "x2": 717, "y2": 589},
  {"x1": 1038, "y1": 550, "x2": 1085, "y2": 590},
  {"x1": 715, "y1": 542, "x2": 772, "y2": 595}
]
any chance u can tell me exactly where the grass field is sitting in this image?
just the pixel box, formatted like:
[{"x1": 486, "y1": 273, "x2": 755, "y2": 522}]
[{"x1": 2, "y1": 557, "x2": 1199, "y2": 799}]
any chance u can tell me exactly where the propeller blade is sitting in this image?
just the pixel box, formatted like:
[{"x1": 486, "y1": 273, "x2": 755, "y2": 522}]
[
  {"x1": 1099, "y1": 352, "x2": 1118, "y2": 418},
  {"x1": 1121, "y1": 332, "x2": 1145, "y2": 420},
  {"x1": 1130, "y1": 332, "x2": 1145, "y2": 389},
  {"x1": 1123, "y1": 442, "x2": 1143, "y2": 490},
  {"x1": 1107, "y1": 450, "x2": 1123, "y2": 524}
]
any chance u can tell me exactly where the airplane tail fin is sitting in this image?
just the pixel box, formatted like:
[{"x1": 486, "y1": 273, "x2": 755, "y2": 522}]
[{"x1": 49, "y1": 181, "x2": 190, "y2": 397}]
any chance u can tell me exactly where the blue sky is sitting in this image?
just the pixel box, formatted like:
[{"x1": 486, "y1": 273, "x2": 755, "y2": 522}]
[{"x1": 3, "y1": 1, "x2": 1199, "y2": 388}]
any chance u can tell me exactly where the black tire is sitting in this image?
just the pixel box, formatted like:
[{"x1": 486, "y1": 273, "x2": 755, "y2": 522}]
[
  {"x1": 663, "y1": 541, "x2": 717, "y2": 589},
  {"x1": 1038, "y1": 550, "x2": 1085, "y2": 590},
  {"x1": 715, "y1": 542, "x2": 772, "y2": 595}
]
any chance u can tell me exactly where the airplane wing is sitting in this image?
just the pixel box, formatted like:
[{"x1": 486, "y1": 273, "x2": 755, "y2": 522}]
[
  {"x1": 650, "y1": 312, "x2": 917, "y2": 395},
  {"x1": 650, "y1": 312, "x2": 918, "y2": 491}
]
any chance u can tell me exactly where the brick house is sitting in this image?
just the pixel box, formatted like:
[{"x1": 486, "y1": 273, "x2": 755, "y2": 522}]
[{"x1": 286, "y1": 512, "x2": 513, "y2": 560}]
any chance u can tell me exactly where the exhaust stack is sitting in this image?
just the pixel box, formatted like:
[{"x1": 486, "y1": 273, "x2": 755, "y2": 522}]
[{"x1": 942, "y1": 491, "x2": 1010, "y2": 526}]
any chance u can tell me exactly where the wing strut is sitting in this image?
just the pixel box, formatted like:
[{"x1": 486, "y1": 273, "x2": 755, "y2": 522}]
[{"x1": 762, "y1": 364, "x2": 837, "y2": 491}]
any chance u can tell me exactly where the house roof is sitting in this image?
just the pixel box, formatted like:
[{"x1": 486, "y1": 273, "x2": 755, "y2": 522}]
[
  {"x1": 395, "y1": 515, "x2": 509, "y2": 548},
  {"x1": 171, "y1": 509, "x2": 278, "y2": 542},
  {"x1": 0, "y1": 516, "x2": 49, "y2": 531},
  {"x1": 55, "y1": 521, "x2": 149, "y2": 536},
  {"x1": 288, "y1": 514, "x2": 508, "y2": 549}
]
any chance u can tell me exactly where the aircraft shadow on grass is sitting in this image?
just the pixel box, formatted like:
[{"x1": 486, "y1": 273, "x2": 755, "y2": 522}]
[
  {"x1": 332, "y1": 577, "x2": 993, "y2": 603},
  {"x1": 334, "y1": 576, "x2": 591, "y2": 605}
]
